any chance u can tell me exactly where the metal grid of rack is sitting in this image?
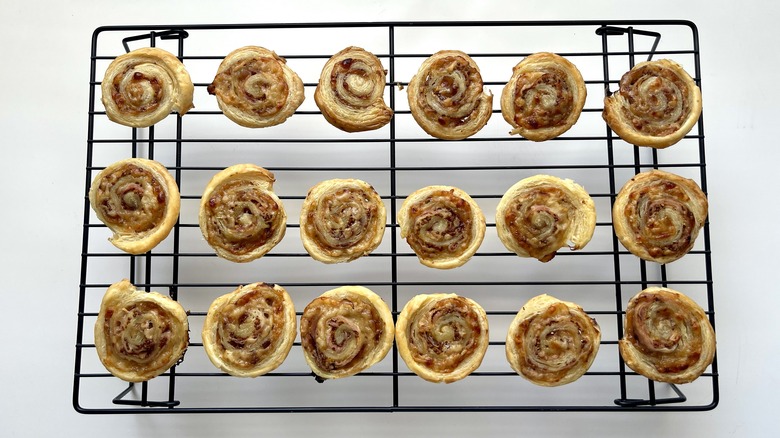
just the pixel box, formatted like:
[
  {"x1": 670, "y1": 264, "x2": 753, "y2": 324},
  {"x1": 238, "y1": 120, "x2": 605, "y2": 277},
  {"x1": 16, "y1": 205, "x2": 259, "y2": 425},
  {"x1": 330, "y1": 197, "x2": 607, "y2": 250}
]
[{"x1": 74, "y1": 20, "x2": 717, "y2": 413}]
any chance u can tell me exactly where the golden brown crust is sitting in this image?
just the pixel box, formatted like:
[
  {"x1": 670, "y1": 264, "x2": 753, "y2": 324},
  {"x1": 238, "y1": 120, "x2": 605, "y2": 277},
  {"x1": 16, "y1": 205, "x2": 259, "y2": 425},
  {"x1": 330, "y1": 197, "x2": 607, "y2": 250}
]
[
  {"x1": 88, "y1": 158, "x2": 180, "y2": 254},
  {"x1": 207, "y1": 46, "x2": 304, "y2": 128},
  {"x1": 505, "y1": 294, "x2": 601, "y2": 387},
  {"x1": 299, "y1": 286, "x2": 394, "y2": 379},
  {"x1": 398, "y1": 185, "x2": 486, "y2": 269},
  {"x1": 613, "y1": 169, "x2": 708, "y2": 264},
  {"x1": 396, "y1": 293, "x2": 489, "y2": 383},
  {"x1": 314, "y1": 46, "x2": 393, "y2": 132},
  {"x1": 198, "y1": 164, "x2": 287, "y2": 263},
  {"x1": 94, "y1": 279, "x2": 189, "y2": 382},
  {"x1": 496, "y1": 175, "x2": 596, "y2": 262},
  {"x1": 501, "y1": 53, "x2": 587, "y2": 141},
  {"x1": 300, "y1": 179, "x2": 386, "y2": 263},
  {"x1": 201, "y1": 282, "x2": 296, "y2": 377},
  {"x1": 407, "y1": 50, "x2": 493, "y2": 140},
  {"x1": 101, "y1": 47, "x2": 194, "y2": 128},
  {"x1": 619, "y1": 287, "x2": 715, "y2": 384},
  {"x1": 603, "y1": 59, "x2": 702, "y2": 148}
]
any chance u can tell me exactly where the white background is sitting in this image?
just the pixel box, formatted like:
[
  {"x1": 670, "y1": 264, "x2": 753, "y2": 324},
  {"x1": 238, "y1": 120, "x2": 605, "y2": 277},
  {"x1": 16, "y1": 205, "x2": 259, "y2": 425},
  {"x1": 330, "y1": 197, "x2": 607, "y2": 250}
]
[{"x1": 2, "y1": 0, "x2": 778, "y2": 436}]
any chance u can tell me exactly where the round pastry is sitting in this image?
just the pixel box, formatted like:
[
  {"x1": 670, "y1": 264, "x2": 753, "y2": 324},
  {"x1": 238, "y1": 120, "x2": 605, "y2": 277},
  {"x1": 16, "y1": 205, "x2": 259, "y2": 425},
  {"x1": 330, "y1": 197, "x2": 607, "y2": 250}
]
[
  {"x1": 501, "y1": 52, "x2": 587, "y2": 141},
  {"x1": 603, "y1": 59, "x2": 702, "y2": 148},
  {"x1": 207, "y1": 46, "x2": 305, "y2": 128},
  {"x1": 398, "y1": 185, "x2": 486, "y2": 269},
  {"x1": 619, "y1": 287, "x2": 716, "y2": 384},
  {"x1": 407, "y1": 50, "x2": 493, "y2": 140},
  {"x1": 396, "y1": 293, "x2": 489, "y2": 383},
  {"x1": 314, "y1": 46, "x2": 393, "y2": 132},
  {"x1": 505, "y1": 294, "x2": 601, "y2": 387},
  {"x1": 613, "y1": 169, "x2": 708, "y2": 264},
  {"x1": 299, "y1": 286, "x2": 394, "y2": 380},
  {"x1": 300, "y1": 178, "x2": 386, "y2": 263},
  {"x1": 101, "y1": 47, "x2": 194, "y2": 128},
  {"x1": 94, "y1": 279, "x2": 189, "y2": 382},
  {"x1": 89, "y1": 158, "x2": 180, "y2": 254},
  {"x1": 201, "y1": 282, "x2": 296, "y2": 377},
  {"x1": 199, "y1": 164, "x2": 287, "y2": 263},
  {"x1": 496, "y1": 175, "x2": 596, "y2": 263}
]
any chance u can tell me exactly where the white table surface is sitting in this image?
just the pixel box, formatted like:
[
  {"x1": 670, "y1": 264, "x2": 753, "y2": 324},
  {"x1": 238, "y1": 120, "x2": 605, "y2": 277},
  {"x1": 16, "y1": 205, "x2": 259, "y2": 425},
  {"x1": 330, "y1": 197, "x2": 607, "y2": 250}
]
[{"x1": 2, "y1": 0, "x2": 777, "y2": 436}]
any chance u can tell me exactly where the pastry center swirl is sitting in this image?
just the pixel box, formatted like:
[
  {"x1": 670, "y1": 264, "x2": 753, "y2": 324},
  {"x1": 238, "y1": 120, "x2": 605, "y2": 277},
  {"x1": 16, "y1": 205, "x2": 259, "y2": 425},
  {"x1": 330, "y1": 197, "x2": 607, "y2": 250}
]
[
  {"x1": 301, "y1": 296, "x2": 385, "y2": 374},
  {"x1": 215, "y1": 285, "x2": 286, "y2": 369},
  {"x1": 504, "y1": 185, "x2": 574, "y2": 262},
  {"x1": 406, "y1": 190, "x2": 474, "y2": 259},
  {"x1": 95, "y1": 164, "x2": 167, "y2": 233},
  {"x1": 307, "y1": 186, "x2": 380, "y2": 252},
  {"x1": 420, "y1": 56, "x2": 484, "y2": 127},
  {"x1": 104, "y1": 301, "x2": 177, "y2": 367},
  {"x1": 111, "y1": 66, "x2": 166, "y2": 115},
  {"x1": 406, "y1": 297, "x2": 482, "y2": 373},
  {"x1": 512, "y1": 68, "x2": 574, "y2": 129},
  {"x1": 330, "y1": 57, "x2": 384, "y2": 109},
  {"x1": 619, "y1": 64, "x2": 693, "y2": 136},
  {"x1": 208, "y1": 57, "x2": 290, "y2": 116},
  {"x1": 204, "y1": 180, "x2": 283, "y2": 256}
]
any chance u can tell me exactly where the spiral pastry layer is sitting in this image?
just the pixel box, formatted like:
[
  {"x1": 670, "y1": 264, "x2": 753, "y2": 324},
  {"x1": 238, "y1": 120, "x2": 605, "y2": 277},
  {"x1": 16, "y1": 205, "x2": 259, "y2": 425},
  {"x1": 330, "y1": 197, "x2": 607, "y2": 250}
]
[
  {"x1": 603, "y1": 59, "x2": 702, "y2": 148},
  {"x1": 94, "y1": 279, "x2": 189, "y2": 382},
  {"x1": 89, "y1": 158, "x2": 180, "y2": 254},
  {"x1": 620, "y1": 287, "x2": 715, "y2": 384},
  {"x1": 396, "y1": 293, "x2": 489, "y2": 383},
  {"x1": 199, "y1": 164, "x2": 287, "y2": 263},
  {"x1": 202, "y1": 282, "x2": 296, "y2": 377},
  {"x1": 300, "y1": 179, "x2": 386, "y2": 263},
  {"x1": 314, "y1": 46, "x2": 393, "y2": 132},
  {"x1": 506, "y1": 294, "x2": 601, "y2": 387},
  {"x1": 496, "y1": 175, "x2": 596, "y2": 262},
  {"x1": 407, "y1": 50, "x2": 493, "y2": 140},
  {"x1": 613, "y1": 170, "x2": 708, "y2": 264},
  {"x1": 101, "y1": 47, "x2": 194, "y2": 128},
  {"x1": 300, "y1": 286, "x2": 394, "y2": 380},
  {"x1": 207, "y1": 46, "x2": 304, "y2": 128},
  {"x1": 501, "y1": 52, "x2": 587, "y2": 141}
]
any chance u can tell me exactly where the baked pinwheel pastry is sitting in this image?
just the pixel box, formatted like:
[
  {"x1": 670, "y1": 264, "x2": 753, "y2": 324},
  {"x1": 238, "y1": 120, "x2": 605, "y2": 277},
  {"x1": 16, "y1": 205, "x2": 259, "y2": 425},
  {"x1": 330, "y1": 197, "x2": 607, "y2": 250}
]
[
  {"x1": 199, "y1": 164, "x2": 287, "y2": 263},
  {"x1": 314, "y1": 46, "x2": 393, "y2": 132},
  {"x1": 300, "y1": 179, "x2": 386, "y2": 263},
  {"x1": 207, "y1": 46, "x2": 304, "y2": 128},
  {"x1": 396, "y1": 293, "x2": 489, "y2": 383},
  {"x1": 613, "y1": 170, "x2": 708, "y2": 264},
  {"x1": 506, "y1": 294, "x2": 601, "y2": 387},
  {"x1": 620, "y1": 287, "x2": 716, "y2": 384},
  {"x1": 202, "y1": 282, "x2": 296, "y2": 377},
  {"x1": 603, "y1": 59, "x2": 702, "y2": 148},
  {"x1": 398, "y1": 185, "x2": 486, "y2": 269},
  {"x1": 407, "y1": 50, "x2": 493, "y2": 140},
  {"x1": 94, "y1": 279, "x2": 189, "y2": 382},
  {"x1": 101, "y1": 47, "x2": 194, "y2": 128},
  {"x1": 501, "y1": 52, "x2": 587, "y2": 141},
  {"x1": 89, "y1": 158, "x2": 180, "y2": 254},
  {"x1": 299, "y1": 286, "x2": 394, "y2": 380},
  {"x1": 496, "y1": 175, "x2": 596, "y2": 263}
]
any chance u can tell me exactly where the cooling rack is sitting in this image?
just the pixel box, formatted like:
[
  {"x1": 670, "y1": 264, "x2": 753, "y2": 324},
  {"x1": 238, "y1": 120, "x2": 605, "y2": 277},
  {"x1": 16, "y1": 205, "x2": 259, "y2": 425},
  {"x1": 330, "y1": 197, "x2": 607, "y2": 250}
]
[{"x1": 74, "y1": 20, "x2": 717, "y2": 413}]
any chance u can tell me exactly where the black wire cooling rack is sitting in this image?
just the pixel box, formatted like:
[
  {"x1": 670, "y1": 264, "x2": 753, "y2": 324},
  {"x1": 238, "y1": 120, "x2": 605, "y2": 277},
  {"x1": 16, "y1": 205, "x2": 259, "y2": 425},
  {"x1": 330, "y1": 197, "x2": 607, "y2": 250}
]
[{"x1": 74, "y1": 20, "x2": 717, "y2": 413}]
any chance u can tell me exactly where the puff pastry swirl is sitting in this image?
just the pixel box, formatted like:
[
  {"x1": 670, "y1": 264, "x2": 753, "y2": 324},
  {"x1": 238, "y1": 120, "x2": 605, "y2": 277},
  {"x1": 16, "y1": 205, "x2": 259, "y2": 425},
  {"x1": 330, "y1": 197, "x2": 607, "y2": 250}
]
[
  {"x1": 396, "y1": 294, "x2": 489, "y2": 383},
  {"x1": 398, "y1": 185, "x2": 486, "y2": 269},
  {"x1": 506, "y1": 294, "x2": 601, "y2": 387},
  {"x1": 101, "y1": 47, "x2": 194, "y2": 128},
  {"x1": 300, "y1": 179, "x2": 386, "y2": 263},
  {"x1": 407, "y1": 50, "x2": 493, "y2": 140},
  {"x1": 202, "y1": 282, "x2": 296, "y2": 377},
  {"x1": 501, "y1": 53, "x2": 587, "y2": 141},
  {"x1": 199, "y1": 164, "x2": 287, "y2": 263},
  {"x1": 300, "y1": 286, "x2": 394, "y2": 380},
  {"x1": 207, "y1": 46, "x2": 304, "y2": 128},
  {"x1": 496, "y1": 175, "x2": 596, "y2": 262},
  {"x1": 603, "y1": 59, "x2": 702, "y2": 148},
  {"x1": 89, "y1": 158, "x2": 180, "y2": 254},
  {"x1": 314, "y1": 46, "x2": 393, "y2": 132},
  {"x1": 613, "y1": 170, "x2": 708, "y2": 264},
  {"x1": 94, "y1": 279, "x2": 189, "y2": 382},
  {"x1": 619, "y1": 287, "x2": 715, "y2": 384}
]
